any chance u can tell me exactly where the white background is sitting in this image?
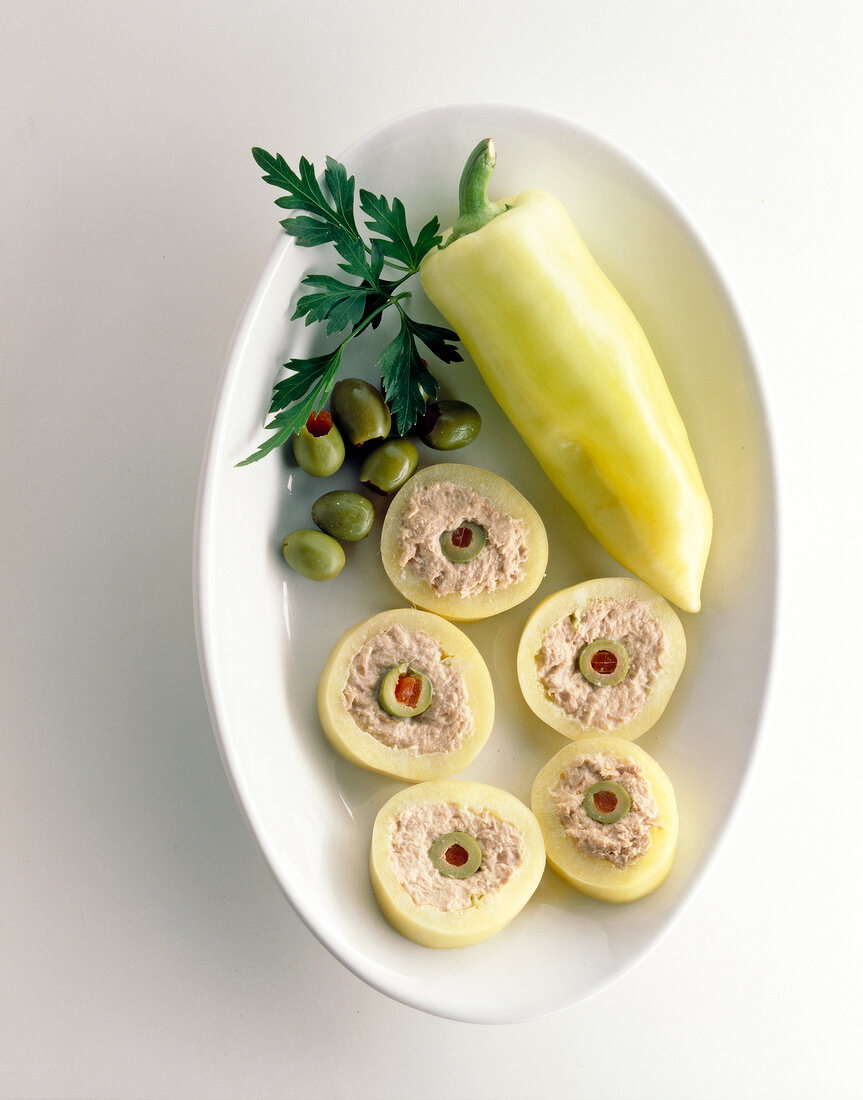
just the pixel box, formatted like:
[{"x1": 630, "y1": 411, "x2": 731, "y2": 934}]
[{"x1": 2, "y1": 2, "x2": 860, "y2": 1097}]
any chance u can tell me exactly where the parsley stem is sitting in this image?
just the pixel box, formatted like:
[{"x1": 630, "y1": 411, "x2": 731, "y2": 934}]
[{"x1": 346, "y1": 288, "x2": 410, "y2": 344}]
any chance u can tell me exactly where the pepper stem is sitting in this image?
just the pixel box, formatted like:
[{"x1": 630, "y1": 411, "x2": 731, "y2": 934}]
[{"x1": 447, "y1": 138, "x2": 503, "y2": 243}]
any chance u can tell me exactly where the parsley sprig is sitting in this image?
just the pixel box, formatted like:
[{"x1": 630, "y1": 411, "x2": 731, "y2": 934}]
[{"x1": 237, "y1": 148, "x2": 461, "y2": 466}]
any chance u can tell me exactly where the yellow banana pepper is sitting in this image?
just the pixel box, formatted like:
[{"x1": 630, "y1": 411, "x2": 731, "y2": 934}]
[{"x1": 419, "y1": 139, "x2": 712, "y2": 613}]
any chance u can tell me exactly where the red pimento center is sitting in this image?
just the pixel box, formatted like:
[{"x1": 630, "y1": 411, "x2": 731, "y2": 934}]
[
  {"x1": 590, "y1": 649, "x2": 619, "y2": 676},
  {"x1": 592, "y1": 788, "x2": 619, "y2": 815},
  {"x1": 305, "y1": 410, "x2": 332, "y2": 437},
  {"x1": 450, "y1": 525, "x2": 474, "y2": 549},
  {"x1": 394, "y1": 673, "x2": 423, "y2": 710},
  {"x1": 444, "y1": 843, "x2": 470, "y2": 867}
]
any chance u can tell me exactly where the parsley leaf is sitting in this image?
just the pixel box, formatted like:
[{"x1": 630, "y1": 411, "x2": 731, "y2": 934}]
[
  {"x1": 293, "y1": 275, "x2": 377, "y2": 335},
  {"x1": 377, "y1": 311, "x2": 441, "y2": 434},
  {"x1": 333, "y1": 234, "x2": 371, "y2": 281},
  {"x1": 357, "y1": 274, "x2": 396, "y2": 332},
  {"x1": 240, "y1": 149, "x2": 462, "y2": 465},
  {"x1": 405, "y1": 316, "x2": 463, "y2": 364},
  {"x1": 253, "y1": 148, "x2": 359, "y2": 247},
  {"x1": 359, "y1": 190, "x2": 443, "y2": 271},
  {"x1": 322, "y1": 156, "x2": 358, "y2": 235},
  {"x1": 236, "y1": 349, "x2": 345, "y2": 467},
  {"x1": 267, "y1": 352, "x2": 340, "y2": 414}
]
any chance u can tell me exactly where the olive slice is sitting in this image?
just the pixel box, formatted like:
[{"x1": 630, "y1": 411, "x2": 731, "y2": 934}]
[
  {"x1": 578, "y1": 638, "x2": 630, "y2": 686},
  {"x1": 440, "y1": 521, "x2": 487, "y2": 563},
  {"x1": 582, "y1": 780, "x2": 631, "y2": 824},
  {"x1": 377, "y1": 664, "x2": 433, "y2": 719},
  {"x1": 429, "y1": 831, "x2": 482, "y2": 878}
]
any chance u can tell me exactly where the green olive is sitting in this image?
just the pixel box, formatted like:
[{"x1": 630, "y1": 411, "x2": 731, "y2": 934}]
[
  {"x1": 578, "y1": 638, "x2": 630, "y2": 686},
  {"x1": 331, "y1": 378, "x2": 392, "y2": 446},
  {"x1": 311, "y1": 490, "x2": 375, "y2": 542},
  {"x1": 582, "y1": 780, "x2": 631, "y2": 824},
  {"x1": 359, "y1": 439, "x2": 418, "y2": 495},
  {"x1": 439, "y1": 521, "x2": 487, "y2": 562},
  {"x1": 419, "y1": 400, "x2": 481, "y2": 450},
  {"x1": 377, "y1": 664, "x2": 434, "y2": 718},
  {"x1": 281, "y1": 529, "x2": 345, "y2": 581},
  {"x1": 292, "y1": 413, "x2": 345, "y2": 477},
  {"x1": 428, "y1": 831, "x2": 482, "y2": 878}
]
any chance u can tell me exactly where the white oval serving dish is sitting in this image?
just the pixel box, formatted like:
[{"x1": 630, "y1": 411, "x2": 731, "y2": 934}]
[{"x1": 194, "y1": 102, "x2": 777, "y2": 1023}]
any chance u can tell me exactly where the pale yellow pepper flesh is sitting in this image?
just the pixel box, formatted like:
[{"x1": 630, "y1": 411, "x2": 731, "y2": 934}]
[{"x1": 419, "y1": 156, "x2": 712, "y2": 613}]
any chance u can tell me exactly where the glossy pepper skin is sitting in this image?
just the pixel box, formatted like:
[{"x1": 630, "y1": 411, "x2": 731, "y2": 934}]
[{"x1": 419, "y1": 140, "x2": 712, "y2": 613}]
